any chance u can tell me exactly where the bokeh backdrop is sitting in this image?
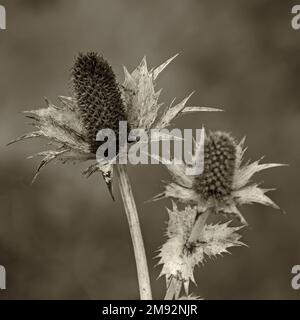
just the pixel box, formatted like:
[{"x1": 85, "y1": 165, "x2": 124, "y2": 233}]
[{"x1": 0, "y1": 0, "x2": 299, "y2": 299}]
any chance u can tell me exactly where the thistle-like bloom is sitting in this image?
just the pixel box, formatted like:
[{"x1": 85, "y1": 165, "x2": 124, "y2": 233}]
[
  {"x1": 8, "y1": 53, "x2": 218, "y2": 196},
  {"x1": 158, "y1": 202, "x2": 244, "y2": 298},
  {"x1": 155, "y1": 131, "x2": 285, "y2": 224},
  {"x1": 72, "y1": 53, "x2": 128, "y2": 155}
]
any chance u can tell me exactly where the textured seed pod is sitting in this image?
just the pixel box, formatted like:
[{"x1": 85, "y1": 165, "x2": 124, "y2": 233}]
[
  {"x1": 72, "y1": 52, "x2": 127, "y2": 153},
  {"x1": 193, "y1": 131, "x2": 236, "y2": 200}
]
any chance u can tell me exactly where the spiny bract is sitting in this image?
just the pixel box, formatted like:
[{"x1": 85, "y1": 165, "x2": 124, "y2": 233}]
[{"x1": 158, "y1": 203, "x2": 244, "y2": 296}]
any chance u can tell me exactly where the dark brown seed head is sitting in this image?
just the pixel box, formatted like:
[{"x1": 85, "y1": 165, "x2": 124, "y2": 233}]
[
  {"x1": 193, "y1": 131, "x2": 236, "y2": 201},
  {"x1": 72, "y1": 52, "x2": 127, "y2": 153}
]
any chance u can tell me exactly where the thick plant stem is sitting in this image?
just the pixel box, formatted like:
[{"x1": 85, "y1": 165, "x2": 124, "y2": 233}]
[{"x1": 116, "y1": 164, "x2": 152, "y2": 300}]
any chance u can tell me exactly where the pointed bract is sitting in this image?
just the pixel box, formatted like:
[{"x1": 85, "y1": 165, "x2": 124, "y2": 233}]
[
  {"x1": 122, "y1": 55, "x2": 221, "y2": 131},
  {"x1": 8, "y1": 96, "x2": 113, "y2": 195},
  {"x1": 158, "y1": 205, "x2": 243, "y2": 291}
]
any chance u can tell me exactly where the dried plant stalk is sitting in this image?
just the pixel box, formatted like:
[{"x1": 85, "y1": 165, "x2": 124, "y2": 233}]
[
  {"x1": 116, "y1": 164, "x2": 152, "y2": 300},
  {"x1": 164, "y1": 276, "x2": 182, "y2": 300}
]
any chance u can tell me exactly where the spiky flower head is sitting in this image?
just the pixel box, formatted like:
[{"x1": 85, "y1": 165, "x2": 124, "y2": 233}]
[
  {"x1": 72, "y1": 52, "x2": 127, "y2": 154},
  {"x1": 158, "y1": 202, "x2": 244, "y2": 298},
  {"x1": 193, "y1": 131, "x2": 236, "y2": 201},
  {"x1": 8, "y1": 53, "x2": 219, "y2": 196},
  {"x1": 155, "y1": 130, "x2": 285, "y2": 224}
]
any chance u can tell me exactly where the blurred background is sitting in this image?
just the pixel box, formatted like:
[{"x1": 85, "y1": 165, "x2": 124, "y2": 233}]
[{"x1": 0, "y1": 0, "x2": 299, "y2": 299}]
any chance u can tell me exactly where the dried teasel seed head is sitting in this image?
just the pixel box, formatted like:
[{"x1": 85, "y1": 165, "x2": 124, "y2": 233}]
[
  {"x1": 72, "y1": 52, "x2": 127, "y2": 153},
  {"x1": 193, "y1": 131, "x2": 236, "y2": 201}
]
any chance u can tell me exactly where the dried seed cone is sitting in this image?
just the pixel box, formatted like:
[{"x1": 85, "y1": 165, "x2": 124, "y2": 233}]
[
  {"x1": 72, "y1": 52, "x2": 127, "y2": 153},
  {"x1": 193, "y1": 132, "x2": 236, "y2": 200}
]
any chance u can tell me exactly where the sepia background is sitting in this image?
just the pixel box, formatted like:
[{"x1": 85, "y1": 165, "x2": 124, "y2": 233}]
[{"x1": 0, "y1": 0, "x2": 299, "y2": 299}]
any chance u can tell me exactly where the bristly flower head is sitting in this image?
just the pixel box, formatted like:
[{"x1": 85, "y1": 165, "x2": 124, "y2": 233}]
[
  {"x1": 72, "y1": 52, "x2": 128, "y2": 154},
  {"x1": 155, "y1": 131, "x2": 285, "y2": 224},
  {"x1": 193, "y1": 131, "x2": 236, "y2": 201},
  {"x1": 158, "y1": 202, "x2": 244, "y2": 298},
  {"x1": 8, "y1": 53, "x2": 219, "y2": 197}
]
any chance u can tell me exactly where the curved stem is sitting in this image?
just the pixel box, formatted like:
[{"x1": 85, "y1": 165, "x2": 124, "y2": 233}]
[{"x1": 116, "y1": 164, "x2": 152, "y2": 300}]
